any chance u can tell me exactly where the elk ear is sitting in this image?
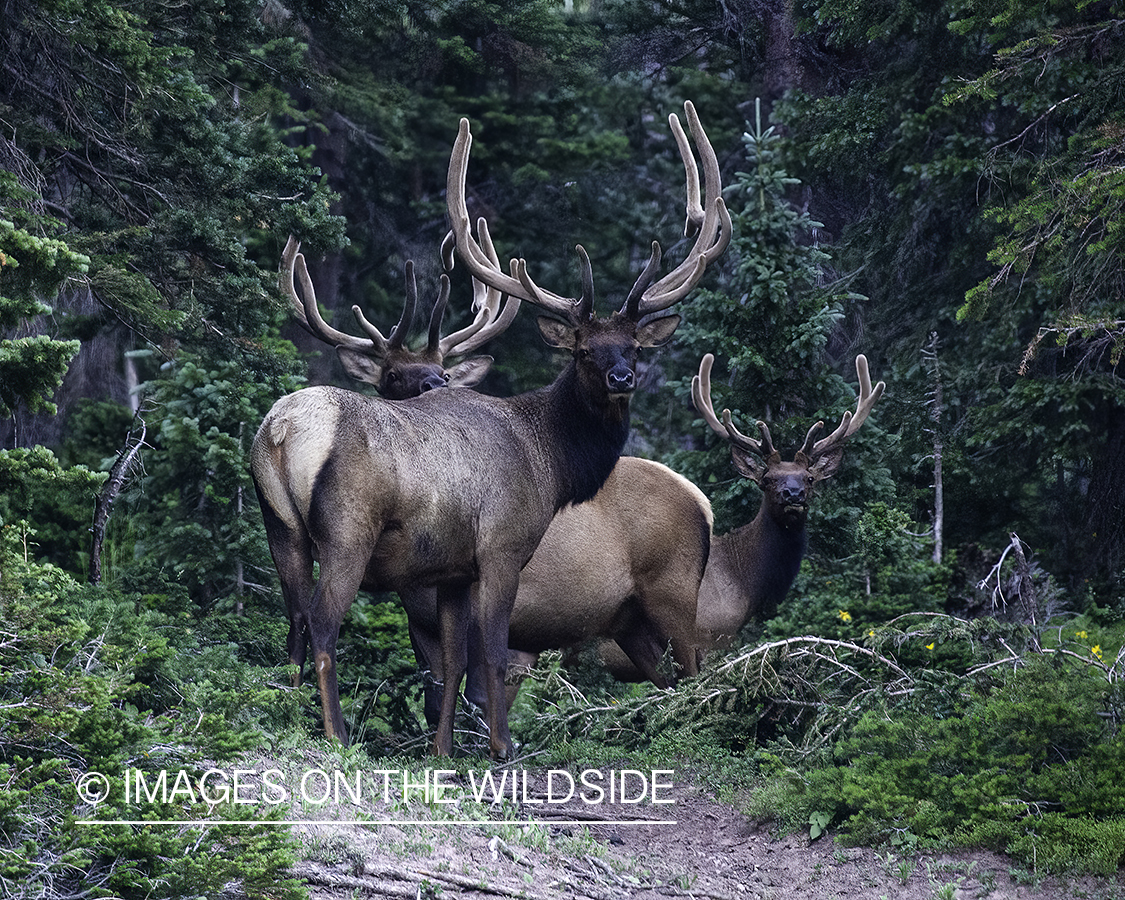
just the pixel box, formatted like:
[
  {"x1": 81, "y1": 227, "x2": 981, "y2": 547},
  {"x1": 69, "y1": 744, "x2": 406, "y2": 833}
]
[
  {"x1": 635, "y1": 313, "x2": 680, "y2": 348},
  {"x1": 335, "y1": 347, "x2": 383, "y2": 385},
  {"x1": 808, "y1": 448, "x2": 845, "y2": 481},
  {"x1": 443, "y1": 355, "x2": 493, "y2": 388},
  {"x1": 537, "y1": 316, "x2": 577, "y2": 350},
  {"x1": 729, "y1": 445, "x2": 769, "y2": 485}
]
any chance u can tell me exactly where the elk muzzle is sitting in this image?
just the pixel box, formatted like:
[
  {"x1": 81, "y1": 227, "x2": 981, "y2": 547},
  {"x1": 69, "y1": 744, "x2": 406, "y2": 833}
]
[{"x1": 606, "y1": 363, "x2": 636, "y2": 395}]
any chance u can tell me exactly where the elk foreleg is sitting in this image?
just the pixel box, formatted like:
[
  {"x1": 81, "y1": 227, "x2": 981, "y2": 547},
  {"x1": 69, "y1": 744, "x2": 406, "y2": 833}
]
[
  {"x1": 401, "y1": 586, "x2": 444, "y2": 728},
  {"x1": 473, "y1": 569, "x2": 520, "y2": 761},
  {"x1": 433, "y1": 583, "x2": 471, "y2": 757}
]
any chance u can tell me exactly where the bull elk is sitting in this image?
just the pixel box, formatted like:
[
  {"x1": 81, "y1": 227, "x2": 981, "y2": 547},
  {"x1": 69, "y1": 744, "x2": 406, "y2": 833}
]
[
  {"x1": 593, "y1": 352, "x2": 885, "y2": 681},
  {"x1": 279, "y1": 233, "x2": 518, "y2": 398},
  {"x1": 251, "y1": 101, "x2": 729, "y2": 758},
  {"x1": 687, "y1": 351, "x2": 885, "y2": 647},
  {"x1": 413, "y1": 351, "x2": 884, "y2": 719}
]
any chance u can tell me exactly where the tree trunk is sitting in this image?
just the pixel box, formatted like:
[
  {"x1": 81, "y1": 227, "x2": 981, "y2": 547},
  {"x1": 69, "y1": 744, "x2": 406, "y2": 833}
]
[
  {"x1": 1085, "y1": 400, "x2": 1125, "y2": 585},
  {"x1": 89, "y1": 417, "x2": 146, "y2": 584}
]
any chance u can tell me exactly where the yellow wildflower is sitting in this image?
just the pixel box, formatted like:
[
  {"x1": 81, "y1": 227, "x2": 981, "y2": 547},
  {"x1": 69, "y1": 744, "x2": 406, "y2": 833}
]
[
  {"x1": 1092, "y1": 645, "x2": 1103, "y2": 661},
  {"x1": 925, "y1": 642, "x2": 935, "y2": 651},
  {"x1": 838, "y1": 610, "x2": 852, "y2": 623},
  {"x1": 1076, "y1": 630, "x2": 1088, "y2": 639}
]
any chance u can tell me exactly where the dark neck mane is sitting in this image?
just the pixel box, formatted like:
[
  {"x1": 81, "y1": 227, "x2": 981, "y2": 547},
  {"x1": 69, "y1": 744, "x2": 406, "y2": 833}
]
[
  {"x1": 724, "y1": 509, "x2": 807, "y2": 622},
  {"x1": 529, "y1": 362, "x2": 630, "y2": 511}
]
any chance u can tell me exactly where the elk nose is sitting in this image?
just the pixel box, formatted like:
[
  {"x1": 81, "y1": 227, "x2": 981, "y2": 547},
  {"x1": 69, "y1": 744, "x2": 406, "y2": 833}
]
[
  {"x1": 419, "y1": 375, "x2": 446, "y2": 393},
  {"x1": 781, "y1": 483, "x2": 807, "y2": 505},
  {"x1": 606, "y1": 367, "x2": 635, "y2": 393}
]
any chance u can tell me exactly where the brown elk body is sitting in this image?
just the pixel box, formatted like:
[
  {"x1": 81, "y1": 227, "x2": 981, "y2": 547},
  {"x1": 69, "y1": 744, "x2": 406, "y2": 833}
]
[
  {"x1": 402, "y1": 457, "x2": 713, "y2": 723},
  {"x1": 252, "y1": 102, "x2": 728, "y2": 758}
]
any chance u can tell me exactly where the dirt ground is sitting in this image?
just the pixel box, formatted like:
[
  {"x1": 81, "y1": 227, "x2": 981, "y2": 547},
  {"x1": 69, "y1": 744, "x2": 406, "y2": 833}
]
[{"x1": 286, "y1": 766, "x2": 1125, "y2": 900}]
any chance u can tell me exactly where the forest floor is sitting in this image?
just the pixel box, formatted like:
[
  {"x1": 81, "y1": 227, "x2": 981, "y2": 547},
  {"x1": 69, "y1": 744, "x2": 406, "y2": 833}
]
[{"x1": 282, "y1": 762, "x2": 1125, "y2": 900}]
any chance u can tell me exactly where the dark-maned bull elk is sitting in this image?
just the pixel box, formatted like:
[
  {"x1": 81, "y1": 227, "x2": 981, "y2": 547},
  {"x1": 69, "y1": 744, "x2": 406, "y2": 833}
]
[
  {"x1": 687, "y1": 351, "x2": 884, "y2": 647},
  {"x1": 401, "y1": 100, "x2": 727, "y2": 724},
  {"x1": 594, "y1": 352, "x2": 885, "y2": 681},
  {"x1": 251, "y1": 101, "x2": 729, "y2": 758},
  {"x1": 280, "y1": 234, "x2": 518, "y2": 398}
]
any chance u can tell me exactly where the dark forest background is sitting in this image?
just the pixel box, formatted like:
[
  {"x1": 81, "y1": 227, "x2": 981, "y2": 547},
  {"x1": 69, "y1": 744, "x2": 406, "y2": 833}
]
[{"x1": 2, "y1": 1, "x2": 1124, "y2": 894}]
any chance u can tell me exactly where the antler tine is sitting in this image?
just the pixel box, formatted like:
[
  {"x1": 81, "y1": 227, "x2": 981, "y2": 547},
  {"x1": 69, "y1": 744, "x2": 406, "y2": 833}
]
[
  {"x1": 447, "y1": 117, "x2": 586, "y2": 323},
  {"x1": 389, "y1": 260, "x2": 418, "y2": 350},
  {"x1": 425, "y1": 273, "x2": 453, "y2": 355},
  {"x1": 628, "y1": 101, "x2": 732, "y2": 317},
  {"x1": 345, "y1": 262, "x2": 420, "y2": 353},
  {"x1": 280, "y1": 236, "x2": 309, "y2": 327},
  {"x1": 692, "y1": 353, "x2": 764, "y2": 454},
  {"x1": 623, "y1": 241, "x2": 663, "y2": 319},
  {"x1": 810, "y1": 354, "x2": 886, "y2": 458},
  {"x1": 283, "y1": 238, "x2": 386, "y2": 354},
  {"x1": 798, "y1": 420, "x2": 826, "y2": 457},
  {"x1": 438, "y1": 219, "x2": 524, "y2": 356}
]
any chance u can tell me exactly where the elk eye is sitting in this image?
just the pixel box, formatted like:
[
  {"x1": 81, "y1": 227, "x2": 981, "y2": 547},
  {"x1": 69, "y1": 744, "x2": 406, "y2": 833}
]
[
  {"x1": 577, "y1": 348, "x2": 590, "y2": 359},
  {"x1": 386, "y1": 371, "x2": 397, "y2": 383},
  {"x1": 443, "y1": 373, "x2": 451, "y2": 382}
]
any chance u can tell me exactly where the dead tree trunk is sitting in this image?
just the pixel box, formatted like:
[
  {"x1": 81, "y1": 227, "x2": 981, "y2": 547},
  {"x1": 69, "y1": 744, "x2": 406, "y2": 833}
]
[
  {"x1": 89, "y1": 415, "x2": 146, "y2": 584},
  {"x1": 922, "y1": 332, "x2": 944, "y2": 564}
]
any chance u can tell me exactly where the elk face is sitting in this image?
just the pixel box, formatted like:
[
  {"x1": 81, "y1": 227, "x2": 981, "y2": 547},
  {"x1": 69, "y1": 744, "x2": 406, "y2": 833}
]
[
  {"x1": 730, "y1": 448, "x2": 844, "y2": 529},
  {"x1": 695, "y1": 352, "x2": 883, "y2": 530},
  {"x1": 280, "y1": 236, "x2": 512, "y2": 400},
  {"x1": 538, "y1": 311, "x2": 680, "y2": 408},
  {"x1": 360, "y1": 349, "x2": 493, "y2": 400}
]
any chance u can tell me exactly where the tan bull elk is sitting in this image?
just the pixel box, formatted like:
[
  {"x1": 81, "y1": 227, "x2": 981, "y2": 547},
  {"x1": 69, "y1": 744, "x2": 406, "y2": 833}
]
[
  {"x1": 279, "y1": 233, "x2": 518, "y2": 398},
  {"x1": 595, "y1": 352, "x2": 886, "y2": 681},
  {"x1": 251, "y1": 101, "x2": 729, "y2": 758}
]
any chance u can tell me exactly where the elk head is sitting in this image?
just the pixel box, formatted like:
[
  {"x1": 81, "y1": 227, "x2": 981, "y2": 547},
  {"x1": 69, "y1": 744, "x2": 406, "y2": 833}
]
[
  {"x1": 693, "y1": 352, "x2": 885, "y2": 528},
  {"x1": 280, "y1": 234, "x2": 519, "y2": 400},
  {"x1": 445, "y1": 100, "x2": 731, "y2": 402}
]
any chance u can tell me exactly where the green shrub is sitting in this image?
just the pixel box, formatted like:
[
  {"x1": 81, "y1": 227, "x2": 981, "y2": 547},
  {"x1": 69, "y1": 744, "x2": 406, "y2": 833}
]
[{"x1": 0, "y1": 551, "x2": 305, "y2": 898}]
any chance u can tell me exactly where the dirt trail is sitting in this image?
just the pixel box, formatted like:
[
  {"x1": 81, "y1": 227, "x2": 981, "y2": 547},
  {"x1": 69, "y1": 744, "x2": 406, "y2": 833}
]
[{"x1": 285, "y1": 767, "x2": 1123, "y2": 899}]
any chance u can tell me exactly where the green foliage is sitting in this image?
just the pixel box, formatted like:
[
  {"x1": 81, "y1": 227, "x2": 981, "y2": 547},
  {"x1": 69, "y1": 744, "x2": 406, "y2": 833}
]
[
  {"x1": 0, "y1": 545, "x2": 305, "y2": 897},
  {"x1": 766, "y1": 502, "x2": 949, "y2": 643},
  {"x1": 514, "y1": 600, "x2": 1125, "y2": 874},
  {"x1": 829, "y1": 652, "x2": 1125, "y2": 873},
  {"x1": 0, "y1": 210, "x2": 88, "y2": 418},
  {"x1": 2, "y1": 0, "x2": 345, "y2": 372},
  {"x1": 0, "y1": 446, "x2": 106, "y2": 574},
  {"x1": 117, "y1": 353, "x2": 303, "y2": 608}
]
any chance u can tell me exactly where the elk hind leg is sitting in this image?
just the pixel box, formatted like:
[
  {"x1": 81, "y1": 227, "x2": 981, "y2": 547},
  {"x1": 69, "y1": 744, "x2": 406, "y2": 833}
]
[
  {"x1": 305, "y1": 554, "x2": 365, "y2": 745},
  {"x1": 473, "y1": 569, "x2": 520, "y2": 761},
  {"x1": 259, "y1": 501, "x2": 316, "y2": 686}
]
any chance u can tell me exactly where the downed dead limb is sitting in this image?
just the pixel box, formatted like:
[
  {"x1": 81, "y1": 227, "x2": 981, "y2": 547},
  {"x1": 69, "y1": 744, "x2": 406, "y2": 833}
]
[{"x1": 293, "y1": 859, "x2": 555, "y2": 900}]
